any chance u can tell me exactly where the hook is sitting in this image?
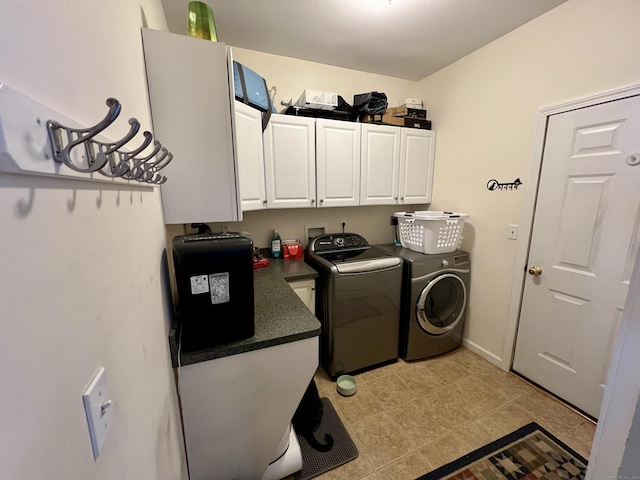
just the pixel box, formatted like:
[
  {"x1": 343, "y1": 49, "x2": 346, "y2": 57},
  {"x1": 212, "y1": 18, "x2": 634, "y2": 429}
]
[
  {"x1": 108, "y1": 131, "x2": 154, "y2": 180},
  {"x1": 47, "y1": 98, "x2": 121, "y2": 172},
  {"x1": 123, "y1": 140, "x2": 162, "y2": 180},
  {"x1": 86, "y1": 118, "x2": 140, "y2": 178},
  {"x1": 118, "y1": 131, "x2": 153, "y2": 162},
  {"x1": 90, "y1": 117, "x2": 140, "y2": 178},
  {"x1": 131, "y1": 145, "x2": 173, "y2": 183},
  {"x1": 148, "y1": 148, "x2": 173, "y2": 171}
]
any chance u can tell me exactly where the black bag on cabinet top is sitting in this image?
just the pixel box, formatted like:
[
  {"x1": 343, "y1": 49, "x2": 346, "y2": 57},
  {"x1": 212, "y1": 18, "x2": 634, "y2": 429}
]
[{"x1": 353, "y1": 91, "x2": 388, "y2": 114}]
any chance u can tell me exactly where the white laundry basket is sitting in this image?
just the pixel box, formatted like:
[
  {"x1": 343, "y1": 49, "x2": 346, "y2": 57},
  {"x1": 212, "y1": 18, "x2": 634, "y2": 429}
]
[{"x1": 395, "y1": 211, "x2": 470, "y2": 254}]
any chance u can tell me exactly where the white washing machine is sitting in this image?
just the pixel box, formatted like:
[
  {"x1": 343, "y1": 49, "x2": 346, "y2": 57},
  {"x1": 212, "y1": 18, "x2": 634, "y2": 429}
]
[{"x1": 375, "y1": 245, "x2": 470, "y2": 360}]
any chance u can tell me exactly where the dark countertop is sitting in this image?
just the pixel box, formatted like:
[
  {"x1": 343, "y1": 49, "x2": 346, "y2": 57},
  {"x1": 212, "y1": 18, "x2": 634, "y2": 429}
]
[{"x1": 169, "y1": 259, "x2": 321, "y2": 367}]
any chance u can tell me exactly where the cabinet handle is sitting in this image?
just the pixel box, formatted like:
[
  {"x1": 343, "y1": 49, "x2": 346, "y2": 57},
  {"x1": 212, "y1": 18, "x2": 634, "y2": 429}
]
[
  {"x1": 401, "y1": 197, "x2": 404, "y2": 201},
  {"x1": 394, "y1": 196, "x2": 398, "y2": 201},
  {"x1": 263, "y1": 200, "x2": 267, "y2": 205},
  {"x1": 311, "y1": 199, "x2": 315, "y2": 204},
  {"x1": 320, "y1": 199, "x2": 324, "y2": 203}
]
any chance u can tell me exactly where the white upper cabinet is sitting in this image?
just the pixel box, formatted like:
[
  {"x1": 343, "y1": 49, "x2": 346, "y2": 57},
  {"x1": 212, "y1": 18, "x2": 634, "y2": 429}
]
[
  {"x1": 263, "y1": 114, "x2": 316, "y2": 209},
  {"x1": 234, "y1": 101, "x2": 267, "y2": 211},
  {"x1": 316, "y1": 119, "x2": 361, "y2": 208},
  {"x1": 398, "y1": 129, "x2": 436, "y2": 205},
  {"x1": 360, "y1": 124, "x2": 435, "y2": 206},
  {"x1": 141, "y1": 28, "x2": 241, "y2": 224},
  {"x1": 360, "y1": 124, "x2": 401, "y2": 205}
]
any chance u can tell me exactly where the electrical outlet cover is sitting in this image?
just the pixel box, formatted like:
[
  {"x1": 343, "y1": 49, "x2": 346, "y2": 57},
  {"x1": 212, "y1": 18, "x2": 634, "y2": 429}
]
[{"x1": 82, "y1": 367, "x2": 113, "y2": 459}]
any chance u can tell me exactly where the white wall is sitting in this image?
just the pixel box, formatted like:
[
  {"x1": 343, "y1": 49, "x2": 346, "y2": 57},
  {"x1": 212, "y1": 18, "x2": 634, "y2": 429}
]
[
  {"x1": 232, "y1": 47, "x2": 417, "y2": 113},
  {"x1": 415, "y1": 0, "x2": 640, "y2": 362},
  {"x1": 197, "y1": 205, "x2": 422, "y2": 250},
  {"x1": 0, "y1": 1, "x2": 187, "y2": 479}
]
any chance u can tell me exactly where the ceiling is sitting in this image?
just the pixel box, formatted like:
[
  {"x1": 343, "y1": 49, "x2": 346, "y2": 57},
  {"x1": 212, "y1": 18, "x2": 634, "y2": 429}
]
[{"x1": 161, "y1": 0, "x2": 567, "y2": 81}]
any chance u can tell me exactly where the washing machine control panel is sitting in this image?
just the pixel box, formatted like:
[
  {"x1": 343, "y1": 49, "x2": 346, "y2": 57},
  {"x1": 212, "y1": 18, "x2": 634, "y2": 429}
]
[
  {"x1": 441, "y1": 259, "x2": 449, "y2": 268},
  {"x1": 310, "y1": 234, "x2": 368, "y2": 251}
]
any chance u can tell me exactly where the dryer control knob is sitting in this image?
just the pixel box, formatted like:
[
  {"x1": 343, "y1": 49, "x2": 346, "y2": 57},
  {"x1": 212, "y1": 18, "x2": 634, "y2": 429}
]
[{"x1": 441, "y1": 259, "x2": 449, "y2": 268}]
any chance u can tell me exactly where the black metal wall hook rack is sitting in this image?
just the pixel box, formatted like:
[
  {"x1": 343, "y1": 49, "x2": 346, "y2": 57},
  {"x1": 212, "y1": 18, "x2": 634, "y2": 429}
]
[
  {"x1": 0, "y1": 82, "x2": 171, "y2": 187},
  {"x1": 487, "y1": 178, "x2": 523, "y2": 191}
]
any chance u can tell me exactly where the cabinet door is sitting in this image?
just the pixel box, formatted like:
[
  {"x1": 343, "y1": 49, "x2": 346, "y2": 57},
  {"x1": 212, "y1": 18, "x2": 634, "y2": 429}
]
[
  {"x1": 360, "y1": 124, "x2": 401, "y2": 205},
  {"x1": 398, "y1": 129, "x2": 436, "y2": 205},
  {"x1": 263, "y1": 115, "x2": 316, "y2": 209},
  {"x1": 141, "y1": 28, "x2": 241, "y2": 224},
  {"x1": 316, "y1": 119, "x2": 361, "y2": 208},
  {"x1": 234, "y1": 101, "x2": 266, "y2": 211},
  {"x1": 289, "y1": 279, "x2": 315, "y2": 315}
]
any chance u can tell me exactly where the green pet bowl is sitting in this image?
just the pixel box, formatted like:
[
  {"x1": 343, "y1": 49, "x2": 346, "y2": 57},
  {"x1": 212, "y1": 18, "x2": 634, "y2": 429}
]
[{"x1": 336, "y1": 375, "x2": 357, "y2": 396}]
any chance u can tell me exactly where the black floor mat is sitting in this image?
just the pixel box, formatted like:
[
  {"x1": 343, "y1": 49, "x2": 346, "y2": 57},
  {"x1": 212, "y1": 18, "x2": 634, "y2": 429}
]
[{"x1": 293, "y1": 397, "x2": 359, "y2": 480}]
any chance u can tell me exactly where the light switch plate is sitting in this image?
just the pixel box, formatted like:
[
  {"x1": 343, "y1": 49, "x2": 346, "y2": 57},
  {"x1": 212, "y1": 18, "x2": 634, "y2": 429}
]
[
  {"x1": 508, "y1": 224, "x2": 519, "y2": 240},
  {"x1": 82, "y1": 367, "x2": 113, "y2": 459}
]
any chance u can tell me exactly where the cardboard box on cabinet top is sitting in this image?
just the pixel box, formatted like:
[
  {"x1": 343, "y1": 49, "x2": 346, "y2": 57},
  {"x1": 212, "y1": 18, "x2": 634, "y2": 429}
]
[
  {"x1": 361, "y1": 113, "x2": 432, "y2": 130},
  {"x1": 385, "y1": 105, "x2": 427, "y2": 118}
]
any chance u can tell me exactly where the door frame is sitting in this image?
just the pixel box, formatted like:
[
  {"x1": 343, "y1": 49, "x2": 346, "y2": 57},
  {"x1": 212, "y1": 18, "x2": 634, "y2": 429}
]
[{"x1": 501, "y1": 83, "x2": 640, "y2": 371}]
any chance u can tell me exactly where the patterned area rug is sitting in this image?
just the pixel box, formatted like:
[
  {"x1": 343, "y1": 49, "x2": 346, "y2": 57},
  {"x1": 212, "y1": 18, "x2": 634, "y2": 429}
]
[{"x1": 417, "y1": 422, "x2": 587, "y2": 480}]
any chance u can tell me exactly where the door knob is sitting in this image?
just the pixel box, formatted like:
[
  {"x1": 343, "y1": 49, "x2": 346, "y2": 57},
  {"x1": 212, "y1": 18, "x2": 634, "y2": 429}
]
[{"x1": 528, "y1": 266, "x2": 542, "y2": 276}]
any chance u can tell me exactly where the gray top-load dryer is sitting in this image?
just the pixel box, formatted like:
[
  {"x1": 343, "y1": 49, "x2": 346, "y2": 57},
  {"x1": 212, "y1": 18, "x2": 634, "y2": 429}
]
[{"x1": 306, "y1": 234, "x2": 403, "y2": 377}]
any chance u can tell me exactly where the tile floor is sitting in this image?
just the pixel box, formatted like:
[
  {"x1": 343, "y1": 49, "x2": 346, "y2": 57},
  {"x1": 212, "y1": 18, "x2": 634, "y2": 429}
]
[{"x1": 294, "y1": 347, "x2": 596, "y2": 480}]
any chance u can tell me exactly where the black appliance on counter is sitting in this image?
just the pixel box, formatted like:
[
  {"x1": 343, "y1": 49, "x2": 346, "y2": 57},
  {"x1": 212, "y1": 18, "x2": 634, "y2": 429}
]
[{"x1": 172, "y1": 232, "x2": 255, "y2": 351}]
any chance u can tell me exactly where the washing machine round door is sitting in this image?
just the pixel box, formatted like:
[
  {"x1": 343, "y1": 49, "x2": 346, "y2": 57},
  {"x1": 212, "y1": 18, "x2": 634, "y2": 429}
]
[{"x1": 416, "y1": 273, "x2": 467, "y2": 335}]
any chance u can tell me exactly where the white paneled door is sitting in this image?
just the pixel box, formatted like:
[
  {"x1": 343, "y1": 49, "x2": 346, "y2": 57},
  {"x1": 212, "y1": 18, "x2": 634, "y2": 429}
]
[{"x1": 513, "y1": 95, "x2": 640, "y2": 418}]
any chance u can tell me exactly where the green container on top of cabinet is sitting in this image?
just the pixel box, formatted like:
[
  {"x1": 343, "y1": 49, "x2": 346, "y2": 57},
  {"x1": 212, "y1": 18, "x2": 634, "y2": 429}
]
[{"x1": 188, "y1": 1, "x2": 218, "y2": 41}]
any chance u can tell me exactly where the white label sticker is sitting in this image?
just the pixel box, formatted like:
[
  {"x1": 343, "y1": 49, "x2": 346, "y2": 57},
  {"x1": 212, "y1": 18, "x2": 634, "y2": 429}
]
[
  {"x1": 209, "y1": 273, "x2": 230, "y2": 304},
  {"x1": 190, "y1": 275, "x2": 209, "y2": 295}
]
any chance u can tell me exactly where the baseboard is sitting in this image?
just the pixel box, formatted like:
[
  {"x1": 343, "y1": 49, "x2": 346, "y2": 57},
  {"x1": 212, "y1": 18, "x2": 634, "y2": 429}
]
[{"x1": 461, "y1": 338, "x2": 504, "y2": 370}]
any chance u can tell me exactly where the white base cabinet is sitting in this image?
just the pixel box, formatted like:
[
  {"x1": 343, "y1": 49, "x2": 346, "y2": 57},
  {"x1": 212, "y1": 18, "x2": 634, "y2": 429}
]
[
  {"x1": 289, "y1": 279, "x2": 316, "y2": 314},
  {"x1": 179, "y1": 337, "x2": 318, "y2": 480}
]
